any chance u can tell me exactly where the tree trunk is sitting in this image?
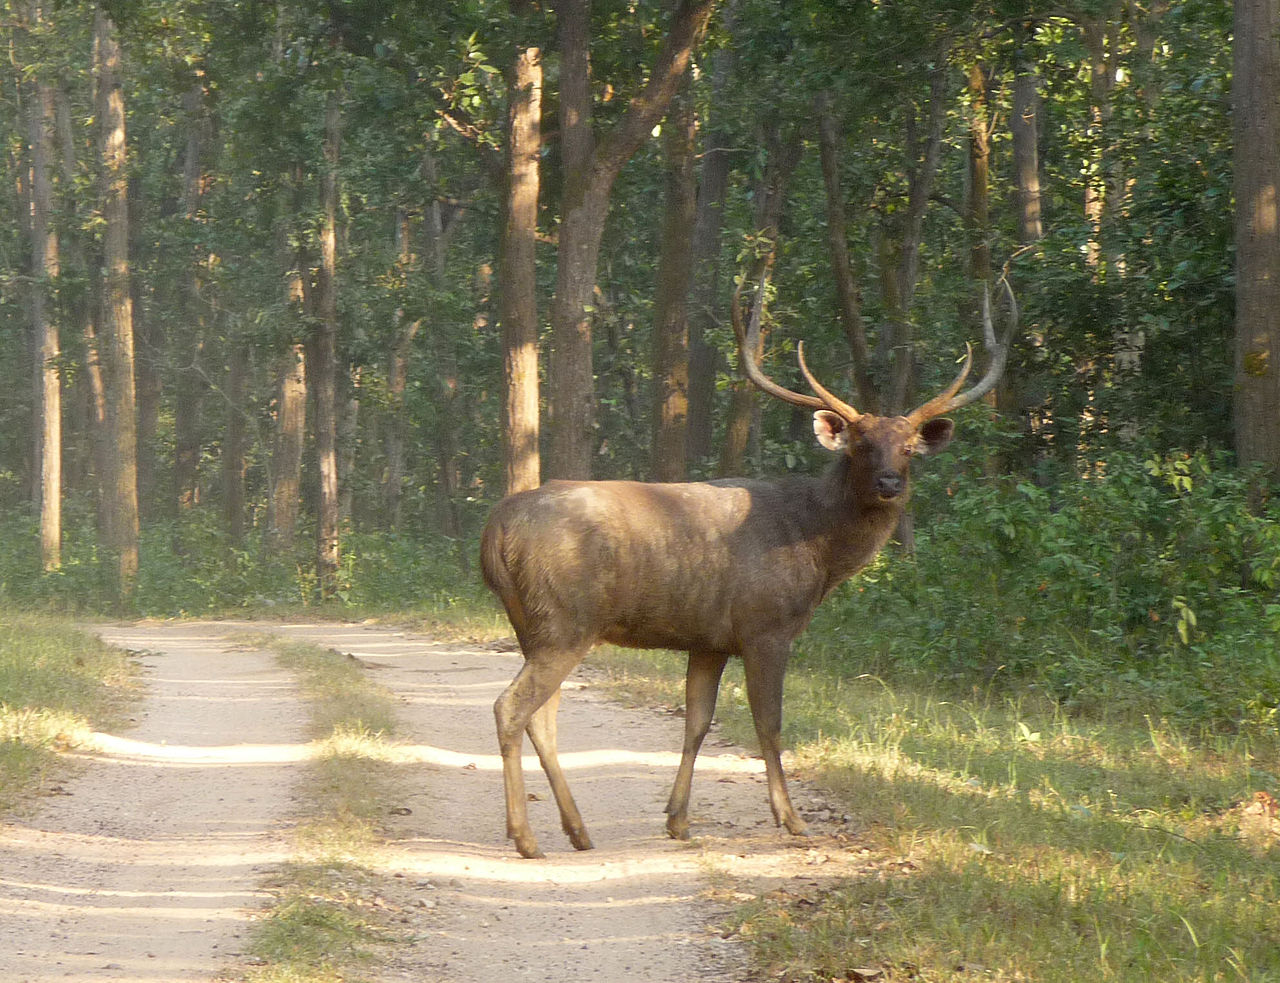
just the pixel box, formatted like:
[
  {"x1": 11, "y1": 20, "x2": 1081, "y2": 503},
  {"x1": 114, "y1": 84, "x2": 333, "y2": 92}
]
[
  {"x1": 1011, "y1": 39, "x2": 1043, "y2": 245},
  {"x1": 650, "y1": 77, "x2": 696, "y2": 481},
  {"x1": 546, "y1": 0, "x2": 717, "y2": 479},
  {"x1": 385, "y1": 210, "x2": 419, "y2": 527},
  {"x1": 815, "y1": 90, "x2": 877, "y2": 413},
  {"x1": 1233, "y1": 0, "x2": 1280, "y2": 470},
  {"x1": 26, "y1": 13, "x2": 61, "y2": 572},
  {"x1": 498, "y1": 30, "x2": 542, "y2": 496},
  {"x1": 223, "y1": 346, "x2": 247, "y2": 545},
  {"x1": 95, "y1": 5, "x2": 139, "y2": 606},
  {"x1": 314, "y1": 88, "x2": 342, "y2": 597},
  {"x1": 884, "y1": 64, "x2": 948, "y2": 416},
  {"x1": 174, "y1": 79, "x2": 210, "y2": 513},
  {"x1": 718, "y1": 125, "x2": 799, "y2": 477},
  {"x1": 686, "y1": 5, "x2": 735, "y2": 464},
  {"x1": 269, "y1": 342, "x2": 306, "y2": 552}
]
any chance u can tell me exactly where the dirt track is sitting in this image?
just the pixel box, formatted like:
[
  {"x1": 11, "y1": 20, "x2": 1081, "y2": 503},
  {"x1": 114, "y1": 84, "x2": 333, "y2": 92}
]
[{"x1": 0, "y1": 621, "x2": 867, "y2": 982}]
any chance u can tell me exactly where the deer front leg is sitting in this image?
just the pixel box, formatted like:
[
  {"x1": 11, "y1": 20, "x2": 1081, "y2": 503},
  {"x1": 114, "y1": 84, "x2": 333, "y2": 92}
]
[
  {"x1": 665, "y1": 649, "x2": 729, "y2": 840},
  {"x1": 742, "y1": 639, "x2": 807, "y2": 836}
]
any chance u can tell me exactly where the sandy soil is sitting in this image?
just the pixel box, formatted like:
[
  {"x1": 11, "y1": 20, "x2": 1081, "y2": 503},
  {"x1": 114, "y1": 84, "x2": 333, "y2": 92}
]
[{"x1": 0, "y1": 621, "x2": 873, "y2": 983}]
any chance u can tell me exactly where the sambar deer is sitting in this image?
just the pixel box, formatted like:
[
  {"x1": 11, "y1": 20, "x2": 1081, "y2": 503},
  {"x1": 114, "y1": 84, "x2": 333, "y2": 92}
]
[{"x1": 482, "y1": 279, "x2": 1015, "y2": 858}]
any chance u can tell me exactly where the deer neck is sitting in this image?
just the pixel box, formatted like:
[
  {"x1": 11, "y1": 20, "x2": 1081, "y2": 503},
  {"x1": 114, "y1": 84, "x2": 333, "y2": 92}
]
[{"x1": 814, "y1": 455, "x2": 904, "y2": 589}]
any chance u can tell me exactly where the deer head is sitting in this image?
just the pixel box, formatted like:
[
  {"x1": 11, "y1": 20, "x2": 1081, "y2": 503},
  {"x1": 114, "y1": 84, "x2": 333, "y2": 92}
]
[{"x1": 732, "y1": 273, "x2": 1016, "y2": 503}]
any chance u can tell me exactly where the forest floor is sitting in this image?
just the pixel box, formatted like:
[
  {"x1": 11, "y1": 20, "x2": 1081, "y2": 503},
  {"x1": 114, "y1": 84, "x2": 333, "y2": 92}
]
[{"x1": 0, "y1": 621, "x2": 871, "y2": 983}]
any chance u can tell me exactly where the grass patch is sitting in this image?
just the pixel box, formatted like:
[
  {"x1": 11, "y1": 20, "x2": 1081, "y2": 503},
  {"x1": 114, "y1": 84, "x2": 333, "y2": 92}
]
[
  {"x1": 0, "y1": 616, "x2": 138, "y2": 813},
  {"x1": 235, "y1": 638, "x2": 405, "y2": 983},
  {"x1": 591, "y1": 648, "x2": 1280, "y2": 983}
]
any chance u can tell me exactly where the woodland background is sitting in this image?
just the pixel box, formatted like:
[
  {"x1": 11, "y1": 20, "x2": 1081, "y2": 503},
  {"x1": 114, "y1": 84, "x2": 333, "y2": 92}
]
[{"x1": 4, "y1": 0, "x2": 1280, "y2": 729}]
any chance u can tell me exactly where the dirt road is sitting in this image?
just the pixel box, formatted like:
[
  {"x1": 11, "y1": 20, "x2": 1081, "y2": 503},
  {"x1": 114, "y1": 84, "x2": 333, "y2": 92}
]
[{"x1": 0, "y1": 621, "x2": 865, "y2": 983}]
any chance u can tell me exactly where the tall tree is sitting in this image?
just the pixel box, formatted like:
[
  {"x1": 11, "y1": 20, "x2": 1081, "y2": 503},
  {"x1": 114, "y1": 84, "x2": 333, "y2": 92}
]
[
  {"x1": 498, "y1": 6, "x2": 543, "y2": 496},
  {"x1": 26, "y1": 1, "x2": 61, "y2": 572},
  {"x1": 546, "y1": 0, "x2": 717, "y2": 479},
  {"x1": 650, "y1": 76, "x2": 696, "y2": 481},
  {"x1": 94, "y1": 5, "x2": 139, "y2": 604},
  {"x1": 314, "y1": 87, "x2": 342, "y2": 596},
  {"x1": 1233, "y1": 0, "x2": 1280, "y2": 470}
]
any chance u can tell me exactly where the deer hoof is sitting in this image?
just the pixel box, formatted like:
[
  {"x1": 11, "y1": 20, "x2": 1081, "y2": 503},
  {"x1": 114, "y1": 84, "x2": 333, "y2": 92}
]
[
  {"x1": 514, "y1": 834, "x2": 545, "y2": 860},
  {"x1": 568, "y1": 828, "x2": 594, "y2": 851},
  {"x1": 783, "y1": 814, "x2": 810, "y2": 837},
  {"x1": 665, "y1": 815, "x2": 690, "y2": 841}
]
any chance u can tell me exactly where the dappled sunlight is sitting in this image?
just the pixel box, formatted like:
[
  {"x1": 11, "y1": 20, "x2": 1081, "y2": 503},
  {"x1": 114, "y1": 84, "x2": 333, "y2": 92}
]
[{"x1": 79, "y1": 731, "x2": 314, "y2": 764}]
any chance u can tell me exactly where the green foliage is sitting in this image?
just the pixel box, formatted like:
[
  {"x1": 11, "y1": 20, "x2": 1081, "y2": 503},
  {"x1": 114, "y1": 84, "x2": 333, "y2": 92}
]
[{"x1": 805, "y1": 436, "x2": 1280, "y2": 730}]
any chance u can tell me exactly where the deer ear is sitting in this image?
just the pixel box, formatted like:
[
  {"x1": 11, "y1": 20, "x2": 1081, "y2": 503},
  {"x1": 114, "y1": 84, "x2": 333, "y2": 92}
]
[
  {"x1": 813, "y1": 410, "x2": 849, "y2": 451},
  {"x1": 915, "y1": 417, "x2": 955, "y2": 455}
]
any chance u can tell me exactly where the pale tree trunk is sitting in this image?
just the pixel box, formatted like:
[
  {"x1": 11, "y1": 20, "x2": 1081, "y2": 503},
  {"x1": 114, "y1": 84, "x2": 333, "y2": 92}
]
[
  {"x1": 268, "y1": 340, "x2": 306, "y2": 552},
  {"x1": 719, "y1": 125, "x2": 800, "y2": 477},
  {"x1": 314, "y1": 88, "x2": 342, "y2": 597},
  {"x1": 95, "y1": 6, "x2": 139, "y2": 606},
  {"x1": 174, "y1": 79, "x2": 210, "y2": 513},
  {"x1": 1233, "y1": 0, "x2": 1280, "y2": 471},
  {"x1": 815, "y1": 90, "x2": 877, "y2": 413},
  {"x1": 546, "y1": 0, "x2": 717, "y2": 479},
  {"x1": 498, "y1": 24, "x2": 542, "y2": 496},
  {"x1": 650, "y1": 76, "x2": 696, "y2": 481},
  {"x1": 1011, "y1": 39, "x2": 1043, "y2": 245},
  {"x1": 339, "y1": 367, "x2": 360, "y2": 524},
  {"x1": 223, "y1": 347, "x2": 247, "y2": 544},
  {"x1": 1079, "y1": 8, "x2": 1122, "y2": 275},
  {"x1": 26, "y1": 6, "x2": 61, "y2": 572},
  {"x1": 385, "y1": 209, "x2": 419, "y2": 526}
]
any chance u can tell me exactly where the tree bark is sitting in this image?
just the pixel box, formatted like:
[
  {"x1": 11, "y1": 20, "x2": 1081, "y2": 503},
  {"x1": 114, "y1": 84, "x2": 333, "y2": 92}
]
[
  {"x1": 269, "y1": 341, "x2": 306, "y2": 552},
  {"x1": 498, "y1": 30, "x2": 543, "y2": 496},
  {"x1": 26, "y1": 6, "x2": 61, "y2": 572},
  {"x1": 815, "y1": 90, "x2": 877, "y2": 413},
  {"x1": 686, "y1": 5, "x2": 735, "y2": 464},
  {"x1": 546, "y1": 0, "x2": 718, "y2": 479},
  {"x1": 95, "y1": 5, "x2": 139, "y2": 606},
  {"x1": 314, "y1": 88, "x2": 342, "y2": 597},
  {"x1": 223, "y1": 346, "x2": 248, "y2": 545},
  {"x1": 718, "y1": 125, "x2": 799, "y2": 477},
  {"x1": 1233, "y1": 0, "x2": 1280, "y2": 470},
  {"x1": 385, "y1": 209, "x2": 419, "y2": 527},
  {"x1": 1011, "y1": 36, "x2": 1043, "y2": 245},
  {"x1": 650, "y1": 77, "x2": 696, "y2": 481}
]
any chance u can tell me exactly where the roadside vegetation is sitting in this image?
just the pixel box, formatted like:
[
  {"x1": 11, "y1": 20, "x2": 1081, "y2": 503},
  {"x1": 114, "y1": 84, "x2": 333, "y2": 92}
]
[
  {"x1": 232, "y1": 636, "x2": 405, "y2": 983},
  {"x1": 0, "y1": 617, "x2": 137, "y2": 814}
]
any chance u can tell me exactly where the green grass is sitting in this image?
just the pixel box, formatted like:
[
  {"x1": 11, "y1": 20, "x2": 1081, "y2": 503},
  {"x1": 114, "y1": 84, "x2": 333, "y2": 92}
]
[
  {"x1": 0, "y1": 616, "x2": 138, "y2": 813},
  {"x1": 590, "y1": 649, "x2": 1280, "y2": 983}
]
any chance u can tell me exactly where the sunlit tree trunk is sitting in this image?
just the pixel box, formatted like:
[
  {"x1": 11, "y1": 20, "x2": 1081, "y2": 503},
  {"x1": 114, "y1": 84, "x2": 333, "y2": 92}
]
[
  {"x1": 498, "y1": 23, "x2": 542, "y2": 496},
  {"x1": 314, "y1": 88, "x2": 342, "y2": 597},
  {"x1": 95, "y1": 5, "x2": 139, "y2": 605},
  {"x1": 385, "y1": 208, "x2": 420, "y2": 526},
  {"x1": 650, "y1": 76, "x2": 695, "y2": 481},
  {"x1": 269, "y1": 339, "x2": 307, "y2": 553},
  {"x1": 1011, "y1": 40, "x2": 1043, "y2": 245},
  {"x1": 26, "y1": 5, "x2": 61, "y2": 572},
  {"x1": 1233, "y1": 0, "x2": 1280, "y2": 471}
]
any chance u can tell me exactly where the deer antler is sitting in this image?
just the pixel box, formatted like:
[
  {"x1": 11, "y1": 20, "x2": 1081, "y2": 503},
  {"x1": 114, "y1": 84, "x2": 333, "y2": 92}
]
[
  {"x1": 906, "y1": 275, "x2": 1018, "y2": 425},
  {"x1": 733, "y1": 267, "x2": 862, "y2": 420}
]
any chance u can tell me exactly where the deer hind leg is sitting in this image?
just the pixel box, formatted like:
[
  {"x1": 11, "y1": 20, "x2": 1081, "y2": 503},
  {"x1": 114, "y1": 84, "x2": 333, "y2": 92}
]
[
  {"x1": 665, "y1": 649, "x2": 729, "y2": 840},
  {"x1": 526, "y1": 687, "x2": 592, "y2": 851},
  {"x1": 494, "y1": 647, "x2": 588, "y2": 859},
  {"x1": 742, "y1": 640, "x2": 807, "y2": 836}
]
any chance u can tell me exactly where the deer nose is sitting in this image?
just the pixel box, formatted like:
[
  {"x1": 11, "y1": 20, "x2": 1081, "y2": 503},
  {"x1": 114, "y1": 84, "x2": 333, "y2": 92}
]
[{"x1": 874, "y1": 472, "x2": 904, "y2": 499}]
